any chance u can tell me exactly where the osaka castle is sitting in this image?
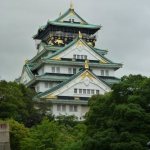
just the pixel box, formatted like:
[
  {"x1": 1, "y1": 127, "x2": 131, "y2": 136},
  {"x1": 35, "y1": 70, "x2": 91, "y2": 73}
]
[{"x1": 19, "y1": 3, "x2": 122, "y2": 120}]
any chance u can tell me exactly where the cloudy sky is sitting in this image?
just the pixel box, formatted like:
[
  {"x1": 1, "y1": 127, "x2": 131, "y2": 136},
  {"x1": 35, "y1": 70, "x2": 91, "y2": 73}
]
[{"x1": 0, "y1": 0, "x2": 150, "y2": 81}]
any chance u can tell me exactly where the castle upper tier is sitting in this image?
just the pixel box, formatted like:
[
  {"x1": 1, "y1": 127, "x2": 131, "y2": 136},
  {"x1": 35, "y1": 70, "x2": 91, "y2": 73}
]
[{"x1": 19, "y1": 3, "x2": 122, "y2": 120}]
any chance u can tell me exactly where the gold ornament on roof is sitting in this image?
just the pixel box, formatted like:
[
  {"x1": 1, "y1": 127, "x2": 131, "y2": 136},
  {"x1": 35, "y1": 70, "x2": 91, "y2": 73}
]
[
  {"x1": 79, "y1": 31, "x2": 82, "y2": 39},
  {"x1": 84, "y1": 59, "x2": 89, "y2": 69},
  {"x1": 54, "y1": 38, "x2": 64, "y2": 45},
  {"x1": 25, "y1": 59, "x2": 28, "y2": 64},
  {"x1": 70, "y1": 0, "x2": 74, "y2": 10}
]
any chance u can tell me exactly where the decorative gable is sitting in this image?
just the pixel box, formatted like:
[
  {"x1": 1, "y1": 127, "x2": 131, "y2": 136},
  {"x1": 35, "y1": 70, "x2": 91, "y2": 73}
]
[
  {"x1": 60, "y1": 11, "x2": 85, "y2": 24},
  {"x1": 41, "y1": 69, "x2": 111, "y2": 99},
  {"x1": 55, "y1": 7, "x2": 87, "y2": 24},
  {"x1": 52, "y1": 39, "x2": 109, "y2": 63}
]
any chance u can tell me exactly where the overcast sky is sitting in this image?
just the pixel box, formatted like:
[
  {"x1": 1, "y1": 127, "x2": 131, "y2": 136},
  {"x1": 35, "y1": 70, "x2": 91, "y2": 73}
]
[{"x1": 0, "y1": 0, "x2": 150, "y2": 81}]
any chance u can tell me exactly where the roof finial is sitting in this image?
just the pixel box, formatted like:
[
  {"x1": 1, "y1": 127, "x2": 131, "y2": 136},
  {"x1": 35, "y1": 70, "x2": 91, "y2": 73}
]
[
  {"x1": 25, "y1": 59, "x2": 28, "y2": 64},
  {"x1": 84, "y1": 59, "x2": 89, "y2": 69},
  {"x1": 70, "y1": 0, "x2": 74, "y2": 10},
  {"x1": 79, "y1": 31, "x2": 82, "y2": 39}
]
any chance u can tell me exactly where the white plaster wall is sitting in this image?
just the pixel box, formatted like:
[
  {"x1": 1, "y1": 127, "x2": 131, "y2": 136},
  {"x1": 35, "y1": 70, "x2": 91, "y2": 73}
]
[
  {"x1": 52, "y1": 104, "x2": 86, "y2": 120},
  {"x1": 60, "y1": 14, "x2": 82, "y2": 23},
  {"x1": 59, "y1": 80, "x2": 108, "y2": 97},
  {"x1": 81, "y1": 106, "x2": 89, "y2": 116},
  {"x1": 44, "y1": 64, "x2": 80, "y2": 74},
  {"x1": 39, "y1": 64, "x2": 115, "y2": 76},
  {"x1": 35, "y1": 82, "x2": 58, "y2": 93},
  {"x1": 49, "y1": 74, "x2": 111, "y2": 98},
  {"x1": 92, "y1": 68, "x2": 115, "y2": 76},
  {"x1": 59, "y1": 44, "x2": 101, "y2": 61}
]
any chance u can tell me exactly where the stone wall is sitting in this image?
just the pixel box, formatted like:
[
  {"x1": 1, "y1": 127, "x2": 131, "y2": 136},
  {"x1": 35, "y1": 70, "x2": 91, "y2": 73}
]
[{"x1": 0, "y1": 123, "x2": 10, "y2": 150}]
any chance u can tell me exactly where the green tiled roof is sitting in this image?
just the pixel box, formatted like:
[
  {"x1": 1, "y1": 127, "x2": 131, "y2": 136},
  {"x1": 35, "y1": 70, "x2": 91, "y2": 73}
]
[
  {"x1": 24, "y1": 64, "x2": 34, "y2": 79},
  {"x1": 35, "y1": 68, "x2": 111, "y2": 99},
  {"x1": 47, "y1": 21, "x2": 101, "y2": 29},
  {"x1": 99, "y1": 76, "x2": 120, "y2": 86},
  {"x1": 34, "y1": 98, "x2": 88, "y2": 105},
  {"x1": 50, "y1": 99, "x2": 88, "y2": 105},
  {"x1": 33, "y1": 9, "x2": 100, "y2": 39},
  {"x1": 26, "y1": 73, "x2": 71, "y2": 87},
  {"x1": 94, "y1": 48, "x2": 108, "y2": 55},
  {"x1": 29, "y1": 44, "x2": 60, "y2": 63}
]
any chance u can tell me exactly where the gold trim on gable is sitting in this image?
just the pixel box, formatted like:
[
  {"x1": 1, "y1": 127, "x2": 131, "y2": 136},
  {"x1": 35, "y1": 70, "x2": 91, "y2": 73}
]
[
  {"x1": 99, "y1": 59, "x2": 107, "y2": 64},
  {"x1": 45, "y1": 94, "x2": 57, "y2": 99},
  {"x1": 76, "y1": 40, "x2": 84, "y2": 47},
  {"x1": 52, "y1": 56, "x2": 61, "y2": 60},
  {"x1": 81, "y1": 71, "x2": 94, "y2": 80}
]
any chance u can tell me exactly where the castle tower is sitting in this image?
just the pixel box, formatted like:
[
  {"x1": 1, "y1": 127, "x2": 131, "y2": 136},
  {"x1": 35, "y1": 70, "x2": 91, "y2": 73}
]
[{"x1": 19, "y1": 4, "x2": 122, "y2": 120}]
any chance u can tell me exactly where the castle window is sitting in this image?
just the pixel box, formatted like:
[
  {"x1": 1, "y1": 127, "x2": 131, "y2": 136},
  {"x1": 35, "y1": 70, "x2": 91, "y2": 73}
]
[
  {"x1": 105, "y1": 70, "x2": 109, "y2": 76},
  {"x1": 77, "y1": 55, "x2": 80, "y2": 59},
  {"x1": 74, "y1": 105, "x2": 77, "y2": 112},
  {"x1": 83, "y1": 89, "x2": 86, "y2": 94},
  {"x1": 81, "y1": 55, "x2": 84, "y2": 59},
  {"x1": 101, "y1": 70, "x2": 104, "y2": 76},
  {"x1": 69, "y1": 105, "x2": 78, "y2": 112},
  {"x1": 96, "y1": 90, "x2": 100, "y2": 94},
  {"x1": 68, "y1": 68, "x2": 72, "y2": 74},
  {"x1": 73, "y1": 55, "x2": 87, "y2": 60},
  {"x1": 57, "y1": 104, "x2": 66, "y2": 112},
  {"x1": 91, "y1": 89, "x2": 94, "y2": 94},
  {"x1": 79, "y1": 89, "x2": 82, "y2": 94},
  {"x1": 84, "y1": 55, "x2": 87, "y2": 59},
  {"x1": 74, "y1": 88, "x2": 77, "y2": 93},
  {"x1": 57, "y1": 105, "x2": 61, "y2": 111},
  {"x1": 62, "y1": 105, "x2": 66, "y2": 112},
  {"x1": 73, "y1": 68, "x2": 76, "y2": 74},
  {"x1": 72, "y1": 19, "x2": 74, "y2": 22},
  {"x1": 87, "y1": 89, "x2": 90, "y2": 94},
  {"x1": 56, "y1": 67, "x2": 60, "y2": 73},
  {"x1": 52, "y1": 67, "x2": 55, "y2": 73},
  {"x1": 45, "y1": 82, "x2": 49, "y2": 88},
  {"x1": 73, "y1": 54, "x2": 76, "y2": 59}
]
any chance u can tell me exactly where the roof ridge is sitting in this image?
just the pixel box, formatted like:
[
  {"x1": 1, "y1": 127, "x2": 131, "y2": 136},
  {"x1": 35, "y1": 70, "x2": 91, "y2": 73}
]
[{"x1": 55, "y1": 8, "x2": 88, "y2": 24}]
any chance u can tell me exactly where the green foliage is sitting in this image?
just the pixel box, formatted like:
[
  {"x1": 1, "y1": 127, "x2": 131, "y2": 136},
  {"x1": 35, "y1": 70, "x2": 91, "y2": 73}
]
[
  {"x1": 0, "y1": 81, "x2": 42, "y2": 126},
  {"x1": 1, "y1": 75, "x2": 150, "y2": 150},
  {"x1": 8, "y1": 119, "x2": 29, "y2": 150},
  {"x1": 83, "y1": 75, "x2": 150, "y2": 150},
  {"x1": 20, "y1": 118, "x2": 59, "y2": 150},
  {"x1": 20, "y1": 117, "x2": 86, "y2": 150}
]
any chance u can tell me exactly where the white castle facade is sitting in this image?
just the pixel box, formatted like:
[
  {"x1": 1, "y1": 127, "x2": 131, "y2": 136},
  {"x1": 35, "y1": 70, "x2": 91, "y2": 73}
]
[{"x1": 19, "y1": 4, "x2": 122, "y2": 120}]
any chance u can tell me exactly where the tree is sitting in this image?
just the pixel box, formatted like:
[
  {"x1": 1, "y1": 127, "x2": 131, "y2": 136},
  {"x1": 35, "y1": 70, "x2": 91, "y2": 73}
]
[
  {"x1": 7, "y1": 119, "x2": 29, "y2": 150},
  {"x1": 83, "y1": 75, "x2": 150, "y2": 150},
  {"x1": 20, "y1": 118, "x2": 60, "y2": 150},
  {"x1": 0, "y1": 81, "x2": 42, "y2": 126}
]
